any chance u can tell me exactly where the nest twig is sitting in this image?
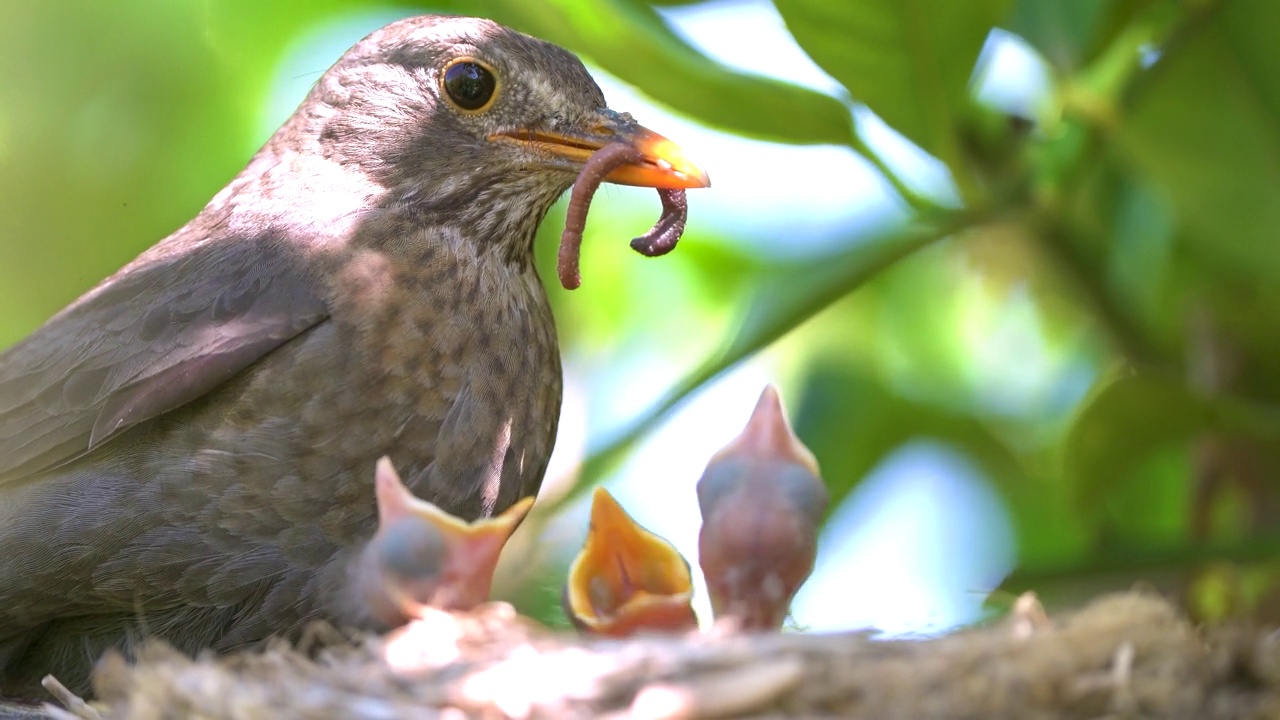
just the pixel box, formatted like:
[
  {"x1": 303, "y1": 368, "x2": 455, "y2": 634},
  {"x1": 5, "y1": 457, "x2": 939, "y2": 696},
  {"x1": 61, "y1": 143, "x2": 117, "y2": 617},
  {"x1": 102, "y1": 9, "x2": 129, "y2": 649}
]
[{"x1": 18, "y1": 592, "x2": 1280, "y2": 719}]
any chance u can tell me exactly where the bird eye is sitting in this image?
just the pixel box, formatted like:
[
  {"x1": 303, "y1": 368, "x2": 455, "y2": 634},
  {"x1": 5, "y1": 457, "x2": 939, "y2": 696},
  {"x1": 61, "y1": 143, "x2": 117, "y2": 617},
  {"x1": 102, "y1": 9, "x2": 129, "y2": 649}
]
[{"x1": 442, "y1": 59, "x2": 497, "y2": 112}]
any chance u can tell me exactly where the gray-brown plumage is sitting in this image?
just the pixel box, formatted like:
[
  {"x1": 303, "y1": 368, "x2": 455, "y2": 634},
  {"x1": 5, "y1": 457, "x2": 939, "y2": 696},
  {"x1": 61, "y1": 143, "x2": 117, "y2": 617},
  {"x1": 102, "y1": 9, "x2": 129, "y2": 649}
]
[{"x1": 0, "y1": 15, "x2": 706, "y2": 697}]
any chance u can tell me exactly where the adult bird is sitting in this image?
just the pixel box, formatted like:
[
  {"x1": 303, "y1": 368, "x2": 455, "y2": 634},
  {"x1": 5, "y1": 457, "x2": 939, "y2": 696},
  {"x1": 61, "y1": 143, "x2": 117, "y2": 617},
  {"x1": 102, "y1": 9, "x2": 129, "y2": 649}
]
[{"x1": 0, "y1": 15, "x2": 707, "y2": 696}]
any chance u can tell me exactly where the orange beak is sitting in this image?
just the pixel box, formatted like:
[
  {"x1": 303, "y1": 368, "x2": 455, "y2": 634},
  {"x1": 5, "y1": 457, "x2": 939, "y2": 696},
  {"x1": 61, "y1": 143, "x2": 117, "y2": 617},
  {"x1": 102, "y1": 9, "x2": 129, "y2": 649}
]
[
  {"x1": 490, "y1": 109, "x2": 710, "y2": 190},
  {"x1": 563, "y1": 487, "x2": 698, "y2": 637}
]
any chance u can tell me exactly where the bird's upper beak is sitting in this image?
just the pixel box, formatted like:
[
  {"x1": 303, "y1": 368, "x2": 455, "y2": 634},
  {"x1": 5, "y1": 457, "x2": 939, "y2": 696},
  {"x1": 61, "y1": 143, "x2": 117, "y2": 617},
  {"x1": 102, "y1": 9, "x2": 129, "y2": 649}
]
[
  {"x1": 490, "y1": 109, "x2": 710, "y2": 190},
  {"x1": 708, "y1": 385, "x2": 821, "y2": 475},
  {"x1": 563, "y1": 487, "x2": 697, "y2": 636}
]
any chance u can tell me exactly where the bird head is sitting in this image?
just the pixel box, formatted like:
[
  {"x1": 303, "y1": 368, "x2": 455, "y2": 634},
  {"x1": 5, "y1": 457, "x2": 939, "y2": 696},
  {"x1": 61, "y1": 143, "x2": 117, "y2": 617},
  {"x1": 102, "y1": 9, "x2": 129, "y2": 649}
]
[
  {"x1": 563, "y1": 487, "x2": 698, "y2": 637},
  {"x1": 361, "y1": 456, "x2": 533, "y2": 627},
  {"x1": 304, "y1": 15, "x2": 708, "y2": 253}
]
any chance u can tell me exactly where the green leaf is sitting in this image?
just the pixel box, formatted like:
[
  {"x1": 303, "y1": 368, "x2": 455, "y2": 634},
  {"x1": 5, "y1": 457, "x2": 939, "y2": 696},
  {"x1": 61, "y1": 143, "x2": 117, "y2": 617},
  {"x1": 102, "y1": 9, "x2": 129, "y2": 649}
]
[
  {"x1": 0, "y1": 1, "x2": 258, "y2": 345},
  {"x1": 1009, "y1": 0, "x2": 1140, "y2": 72},
  {"x1": 793, "y1": 362, "x2": 1024, "y2": 505},
  {"x1": 1064, "y1": 373, "x2": 1206, "y2": 506},
  {"x1": 204, "y1": 0, "x2": 354, "y2": 98},
  {"x1": 790, "y1": 365, "x2": 913, "y2": 517},
  {"x1": 1061, "y1": 370, "x2": 1280, "y2": 522},
  {"x1": 1002, "y1": 532, "x2": 1280, "y2": 598},
  {"x1": 792, "y1": 355, "x2": 1090, "y2": 572},
  {"x1": 1065, "y1": 367, "x2": 1280, "y2": 541},
  {"x1": 209, "y1": 0, "x2": 857, "y2": 146},
  {"x1": 535, "y1": 209, "x2": 975, "y2": 518},
  {"x1": 1010, "y1": 0, "x2": 1107, "y2": 71},
  {"x1": 478, "y1": 0, "x2": 855, "y2": 146},
  {"x1": 772, "y1": 0, "x2": 1012, "y2": 169},
  {"x1": 1116, "y1": 0, "x2": 1280, "y2": 285}
]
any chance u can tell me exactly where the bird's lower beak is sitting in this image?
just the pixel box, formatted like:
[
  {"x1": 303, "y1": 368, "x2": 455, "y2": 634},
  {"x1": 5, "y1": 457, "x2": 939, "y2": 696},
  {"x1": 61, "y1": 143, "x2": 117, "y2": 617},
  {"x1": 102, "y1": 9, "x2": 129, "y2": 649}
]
[
  {"x1": 564, "y1": 488, "x2": 697, "y2": 636},
  {"x1": 420, "y1": 496, "x2": 535, "y2": 609},
  {"x1": 490, "y1": 110, "x2": 710, "y2": 190}
]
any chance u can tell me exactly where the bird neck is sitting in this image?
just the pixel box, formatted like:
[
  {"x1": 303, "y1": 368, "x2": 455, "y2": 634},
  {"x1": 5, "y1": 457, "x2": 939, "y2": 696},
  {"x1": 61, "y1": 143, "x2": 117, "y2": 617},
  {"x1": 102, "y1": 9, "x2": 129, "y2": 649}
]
[{"x1": 385, "y1": 173, "x2": 570, "y2": 268}]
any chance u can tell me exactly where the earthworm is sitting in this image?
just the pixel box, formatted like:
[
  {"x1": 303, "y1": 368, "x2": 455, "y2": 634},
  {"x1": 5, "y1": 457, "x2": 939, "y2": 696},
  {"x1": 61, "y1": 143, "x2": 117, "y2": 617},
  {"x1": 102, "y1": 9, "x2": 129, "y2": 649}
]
[
  {"x1": 558, "y1": 144, "x2": 689, "y2": 290},
  {"x1": 629, "y1": 189, "x2": 686, "y2": 258}
]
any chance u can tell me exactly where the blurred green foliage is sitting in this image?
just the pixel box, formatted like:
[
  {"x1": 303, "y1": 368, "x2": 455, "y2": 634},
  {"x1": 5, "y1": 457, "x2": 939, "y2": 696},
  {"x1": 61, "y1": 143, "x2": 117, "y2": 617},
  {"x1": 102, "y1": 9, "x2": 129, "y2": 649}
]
[{"x1": 5, "y1": 0, "x2": 1280, "y2": 624}]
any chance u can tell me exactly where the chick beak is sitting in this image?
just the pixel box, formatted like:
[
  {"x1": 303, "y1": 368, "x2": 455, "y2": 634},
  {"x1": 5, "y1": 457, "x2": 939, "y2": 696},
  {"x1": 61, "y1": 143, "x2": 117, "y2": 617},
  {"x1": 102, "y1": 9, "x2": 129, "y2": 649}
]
[
  {"x1": 563, "y1": 487, "x2": 697, "y2": 637},
  {"x1": 707, "y1": 385, "x2": 820, "y2": 474},
  {"x1": 373, "y1": 457, "x2": 534, "y2": 613},
  {"x1": 416, "y1": 496, "x2": 534, "y2": 610},
  {"x1": 490, "y1": 109, "x2": 710, "y2": 190}
]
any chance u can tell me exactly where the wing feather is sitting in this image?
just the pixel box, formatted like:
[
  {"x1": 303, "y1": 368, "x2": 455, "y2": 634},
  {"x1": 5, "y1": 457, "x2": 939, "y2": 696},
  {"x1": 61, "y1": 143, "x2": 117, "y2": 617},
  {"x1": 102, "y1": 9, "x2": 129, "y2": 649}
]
[{"x1": 0, "y1": 231, "x2": 331, "y2": 482}]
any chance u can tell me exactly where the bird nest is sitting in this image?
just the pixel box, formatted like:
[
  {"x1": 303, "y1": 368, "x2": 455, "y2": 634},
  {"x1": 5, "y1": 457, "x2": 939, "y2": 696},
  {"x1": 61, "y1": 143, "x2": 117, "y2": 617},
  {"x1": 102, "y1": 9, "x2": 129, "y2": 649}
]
[{"x1": 20, "y1": 592, "x2": 1280, "y2": 719}]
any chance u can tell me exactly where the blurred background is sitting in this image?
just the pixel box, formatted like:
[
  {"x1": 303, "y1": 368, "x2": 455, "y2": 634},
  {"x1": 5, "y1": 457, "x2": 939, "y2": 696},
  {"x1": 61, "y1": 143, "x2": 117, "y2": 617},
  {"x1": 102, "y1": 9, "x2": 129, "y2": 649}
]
[{"x1": 3, "y1": 0, "x2": 1279, "y2": 634}]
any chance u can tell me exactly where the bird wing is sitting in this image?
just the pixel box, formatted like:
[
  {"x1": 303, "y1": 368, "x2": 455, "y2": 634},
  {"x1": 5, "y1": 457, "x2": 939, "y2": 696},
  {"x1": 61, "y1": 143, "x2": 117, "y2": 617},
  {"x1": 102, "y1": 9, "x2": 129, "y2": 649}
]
[{"x1": 0, "y1": 232, "x2": 330, "y2": 482}]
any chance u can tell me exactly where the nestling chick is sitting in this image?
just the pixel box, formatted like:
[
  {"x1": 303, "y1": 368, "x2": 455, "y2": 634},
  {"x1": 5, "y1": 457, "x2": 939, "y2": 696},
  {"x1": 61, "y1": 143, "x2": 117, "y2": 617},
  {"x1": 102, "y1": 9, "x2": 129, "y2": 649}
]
[
  {"x1": 355, "y1": 458, "x2": 533, "y2": 629},
  {"x1": 696, "y1": 385, "x2": 827, "y2": 630},
  {"x1": 563, "y1": 487, "x2": 697, "y2": 637}
]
